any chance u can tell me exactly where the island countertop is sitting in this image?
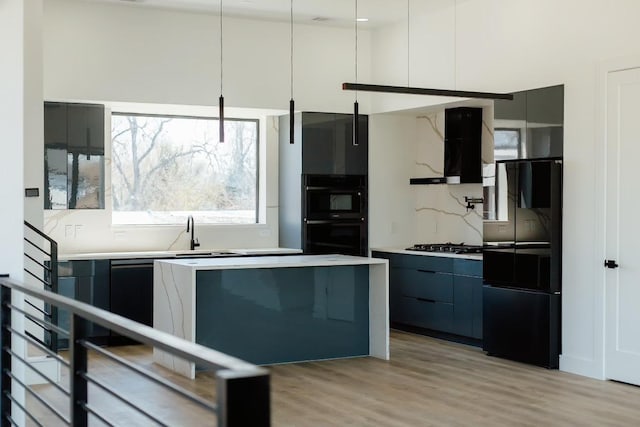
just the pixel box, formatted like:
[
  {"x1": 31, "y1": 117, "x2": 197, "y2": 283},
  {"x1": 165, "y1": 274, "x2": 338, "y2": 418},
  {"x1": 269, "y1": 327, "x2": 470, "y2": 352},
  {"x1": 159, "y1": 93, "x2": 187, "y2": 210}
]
[{"x1": 156, "y1": 254, "x2": 388, "y2": 270}]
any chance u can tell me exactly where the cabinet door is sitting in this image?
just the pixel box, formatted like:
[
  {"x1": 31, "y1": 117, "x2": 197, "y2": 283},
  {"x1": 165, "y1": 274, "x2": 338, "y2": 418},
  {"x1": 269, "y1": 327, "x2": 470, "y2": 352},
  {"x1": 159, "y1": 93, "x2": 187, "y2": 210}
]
[
  {"x1": 302, "y1": 112, "x2": 336, "y2": 174},
  {"x1": 67, "y1": 103, "x2": 105, "y2": 155},
  {"x1": 110, "y1": 262, "x2": 154, "y2": 332},
  {"x1": 453, "y1": 275, "x2": 474, "y2": 337},
  {"x1": 338, "y1": 114, "x2": 368, "y2": 175}
]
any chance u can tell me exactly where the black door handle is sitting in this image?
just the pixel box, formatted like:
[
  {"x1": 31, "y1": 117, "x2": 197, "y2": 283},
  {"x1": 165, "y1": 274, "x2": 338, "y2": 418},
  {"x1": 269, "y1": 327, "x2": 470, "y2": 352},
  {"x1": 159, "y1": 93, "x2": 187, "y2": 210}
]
[{"x1": 604, "y1": 260, "x2": 619, "y2": 269}]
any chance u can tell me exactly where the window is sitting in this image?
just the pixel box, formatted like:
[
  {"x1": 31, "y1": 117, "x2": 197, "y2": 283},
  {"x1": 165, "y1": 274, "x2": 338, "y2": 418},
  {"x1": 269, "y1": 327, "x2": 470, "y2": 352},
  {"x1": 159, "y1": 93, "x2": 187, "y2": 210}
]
[{"x1": 111, "y1": 113, "x2": 258, "y2": 225}]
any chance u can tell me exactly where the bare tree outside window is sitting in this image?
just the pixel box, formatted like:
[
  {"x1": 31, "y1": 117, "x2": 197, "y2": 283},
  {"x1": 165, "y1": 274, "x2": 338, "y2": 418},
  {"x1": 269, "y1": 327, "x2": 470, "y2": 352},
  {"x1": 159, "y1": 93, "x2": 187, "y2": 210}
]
[{"x1": 111, "y1": 113, "x2": 258, "y2": 224}]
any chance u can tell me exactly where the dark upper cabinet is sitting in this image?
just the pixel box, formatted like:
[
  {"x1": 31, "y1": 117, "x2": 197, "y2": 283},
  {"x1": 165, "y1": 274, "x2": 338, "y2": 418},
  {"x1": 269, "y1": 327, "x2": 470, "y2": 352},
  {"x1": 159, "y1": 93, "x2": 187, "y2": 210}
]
[
  {"x1": 44, "y1": 101, "x2": 105, "y2": 210},
  {"x1": 44, "y1": 103, "x2": 68, "y2": 148},
  {"x1": 301, "y1": 112, "x2": 368, "y2": 175},
  {"x1": 444, "y1": 107, "x2": 482, "y2": 183},
  {"x1": 66, "y1": 103, "x2": 105, "y2": 156}
]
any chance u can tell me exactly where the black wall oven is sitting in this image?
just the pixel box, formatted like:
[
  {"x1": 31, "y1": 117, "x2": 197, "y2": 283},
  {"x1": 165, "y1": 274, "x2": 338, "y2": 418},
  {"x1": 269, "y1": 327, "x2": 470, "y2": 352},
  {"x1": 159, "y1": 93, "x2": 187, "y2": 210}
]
[{"x1": 303, "y1": 174, "x2": 367, "y2": 256}]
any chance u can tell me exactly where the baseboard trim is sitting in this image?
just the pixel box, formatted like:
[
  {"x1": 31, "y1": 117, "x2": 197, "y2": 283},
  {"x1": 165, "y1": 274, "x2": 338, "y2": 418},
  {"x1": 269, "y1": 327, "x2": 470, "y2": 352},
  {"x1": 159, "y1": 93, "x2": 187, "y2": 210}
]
[{"x1": 559, "y1": 354, "x2": 605, "y2": 380}]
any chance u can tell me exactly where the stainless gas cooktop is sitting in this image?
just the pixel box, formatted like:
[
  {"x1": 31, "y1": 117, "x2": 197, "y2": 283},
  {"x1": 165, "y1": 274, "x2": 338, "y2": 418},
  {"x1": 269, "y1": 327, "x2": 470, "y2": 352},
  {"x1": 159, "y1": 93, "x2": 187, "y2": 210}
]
[{"x1": 405, "y1": 242, "x2": 483, "y2": 254}]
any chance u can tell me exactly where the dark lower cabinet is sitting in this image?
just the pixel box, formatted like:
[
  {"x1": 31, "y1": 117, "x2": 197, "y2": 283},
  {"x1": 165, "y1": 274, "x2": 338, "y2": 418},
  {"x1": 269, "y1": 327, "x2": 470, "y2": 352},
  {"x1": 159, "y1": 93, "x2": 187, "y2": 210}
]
[
  {"x1": 109, "y1": 260, "x2": 154, "y2": 345},
  {"x1": 55, "y1": 260, "x2": 110, "y2": 349},
  {"x1": 373, "y1": 251, "x2": 482, "y2": 344}
]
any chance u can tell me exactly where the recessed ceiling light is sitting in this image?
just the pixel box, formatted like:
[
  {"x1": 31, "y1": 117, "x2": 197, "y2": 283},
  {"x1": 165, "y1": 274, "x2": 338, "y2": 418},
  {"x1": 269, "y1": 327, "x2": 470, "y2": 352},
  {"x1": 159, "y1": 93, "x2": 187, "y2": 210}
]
[{"x1": 356, "y1": 18, "x2": 369, "y2": 22}]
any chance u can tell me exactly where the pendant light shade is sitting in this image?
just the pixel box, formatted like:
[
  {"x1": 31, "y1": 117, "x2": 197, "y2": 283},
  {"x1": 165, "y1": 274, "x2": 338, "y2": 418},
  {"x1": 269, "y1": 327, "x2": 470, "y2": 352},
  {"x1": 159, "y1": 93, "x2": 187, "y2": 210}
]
[{"x1": 352, "y1": 0, "x2": 359, "y2": 147}]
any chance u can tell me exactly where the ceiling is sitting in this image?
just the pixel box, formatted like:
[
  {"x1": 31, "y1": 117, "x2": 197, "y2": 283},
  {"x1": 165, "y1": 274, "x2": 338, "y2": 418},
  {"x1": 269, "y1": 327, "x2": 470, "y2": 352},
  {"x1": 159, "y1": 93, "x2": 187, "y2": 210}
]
[{"x1": 90, "y1": 0, "x2": 441, "y2": 28}]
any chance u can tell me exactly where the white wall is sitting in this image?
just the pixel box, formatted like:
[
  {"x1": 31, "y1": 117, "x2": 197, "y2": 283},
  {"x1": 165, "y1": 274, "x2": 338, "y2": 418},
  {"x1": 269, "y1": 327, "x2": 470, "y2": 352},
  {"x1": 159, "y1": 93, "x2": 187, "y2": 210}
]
[
  {"x1": 368, "y1": 0, "x2": 640, "y2": 380},
  {"x1": 0, "y1": 1, "x2": 43, "y2": 421},
  {"x1": 43, "y1": 0, "x2": 372, "y2": 113},
  {"x1": 41, "y1": 0, "x2": 373, "y2": 254}
]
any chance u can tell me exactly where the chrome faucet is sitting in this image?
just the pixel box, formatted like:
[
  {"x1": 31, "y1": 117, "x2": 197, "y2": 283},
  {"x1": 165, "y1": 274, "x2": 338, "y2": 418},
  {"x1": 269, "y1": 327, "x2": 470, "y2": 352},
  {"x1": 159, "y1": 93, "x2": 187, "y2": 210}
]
[{"x1": 186, "y1": 215, "x2": 200, "y2": 250}]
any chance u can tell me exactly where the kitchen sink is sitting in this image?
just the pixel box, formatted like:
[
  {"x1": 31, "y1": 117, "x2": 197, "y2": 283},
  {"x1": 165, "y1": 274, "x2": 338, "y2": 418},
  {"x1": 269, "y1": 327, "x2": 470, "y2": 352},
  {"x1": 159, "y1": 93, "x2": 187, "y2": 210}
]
[{"x1": 173, "y1": 250, "x2": 239, "y2": 258}]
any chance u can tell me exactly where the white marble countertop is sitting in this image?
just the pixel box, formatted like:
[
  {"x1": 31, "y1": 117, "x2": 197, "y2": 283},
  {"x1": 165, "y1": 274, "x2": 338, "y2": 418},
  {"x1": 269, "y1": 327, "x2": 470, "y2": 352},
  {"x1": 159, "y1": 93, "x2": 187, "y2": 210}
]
[
  {"x1": 59, "y1": 247, "x2": 302, "y2": 261},
  {"x1": 371, "y1": 247, "x2": 483, "y2": 261},
  {"x1": 157, "y1": 254, "x2": 388, "y2": 270}
]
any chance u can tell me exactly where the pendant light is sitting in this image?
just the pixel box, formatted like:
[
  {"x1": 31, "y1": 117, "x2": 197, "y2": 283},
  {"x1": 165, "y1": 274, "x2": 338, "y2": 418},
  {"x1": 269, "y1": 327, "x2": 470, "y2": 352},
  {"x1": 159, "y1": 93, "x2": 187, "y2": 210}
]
[
  {"x1": 289, "y1": 0, "x2": 295, "y2": 144},
  {"x1": 352, "y1": 0, "x2": 359, "y2": 147},
  {"x1": 219, "y1": 0, "x2": 225, "y2": 142}
]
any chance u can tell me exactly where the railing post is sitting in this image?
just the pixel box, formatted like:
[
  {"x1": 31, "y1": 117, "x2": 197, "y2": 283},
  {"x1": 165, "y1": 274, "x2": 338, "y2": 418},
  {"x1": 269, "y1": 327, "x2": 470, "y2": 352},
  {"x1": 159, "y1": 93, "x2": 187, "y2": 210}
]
[
  {"x1": 0, "y1": 282, "x2": 12, "y2": 427},
  {"x1": 70, "y1": 314, "x2": 88, "y2": 427},
  {"x1": 216, "y1": 369, "x2": 270, "y2": 427},
  {"x1": 49, "y1": 242, "x2": 58, "y2": 354}
]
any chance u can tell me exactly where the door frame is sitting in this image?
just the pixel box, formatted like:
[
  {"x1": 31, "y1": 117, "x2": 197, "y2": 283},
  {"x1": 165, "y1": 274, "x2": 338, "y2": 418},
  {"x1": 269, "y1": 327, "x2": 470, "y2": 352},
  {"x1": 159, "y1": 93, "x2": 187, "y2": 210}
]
[{"x1": 597, "y1": 55, "x2": 640, "y2": 381}]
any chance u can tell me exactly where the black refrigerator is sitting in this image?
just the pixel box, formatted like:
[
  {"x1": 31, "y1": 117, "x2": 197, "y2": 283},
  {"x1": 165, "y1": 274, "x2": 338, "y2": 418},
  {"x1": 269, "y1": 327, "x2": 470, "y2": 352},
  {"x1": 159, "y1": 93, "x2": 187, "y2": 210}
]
[{"x1": 483, "y1": 158, "x2": 562, "y2": 368}]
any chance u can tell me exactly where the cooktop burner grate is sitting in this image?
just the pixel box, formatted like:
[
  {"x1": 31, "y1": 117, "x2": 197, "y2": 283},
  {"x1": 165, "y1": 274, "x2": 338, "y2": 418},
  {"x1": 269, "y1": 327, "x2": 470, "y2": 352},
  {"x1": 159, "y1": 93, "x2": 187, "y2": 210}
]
[{"x1": 405, "y1": 242, "x2": 483, "y2": 254}]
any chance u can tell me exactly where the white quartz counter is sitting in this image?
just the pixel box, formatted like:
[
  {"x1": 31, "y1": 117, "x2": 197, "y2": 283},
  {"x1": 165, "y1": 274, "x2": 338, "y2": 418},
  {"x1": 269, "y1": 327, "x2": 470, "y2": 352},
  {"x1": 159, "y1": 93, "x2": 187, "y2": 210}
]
[
  {"x1": 59, "y1": 247, "x2": 301, "y2": 261},
  {"x1": 371, "y1": 247, "x2": 483, "y2": 261},
  {"x1": 157, "y1": 254, "x2": 388, "y2": 271}
]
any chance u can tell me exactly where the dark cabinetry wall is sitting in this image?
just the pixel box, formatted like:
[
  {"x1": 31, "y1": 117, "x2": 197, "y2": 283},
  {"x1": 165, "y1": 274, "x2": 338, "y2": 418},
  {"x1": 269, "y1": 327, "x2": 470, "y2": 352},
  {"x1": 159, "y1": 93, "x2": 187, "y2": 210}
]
[
  {"x1": 279, "y1": 112, "x2": 369, "y2": 253},
  {"x1": 372, "y1": 251, "x2": 482, "y2": 343}
]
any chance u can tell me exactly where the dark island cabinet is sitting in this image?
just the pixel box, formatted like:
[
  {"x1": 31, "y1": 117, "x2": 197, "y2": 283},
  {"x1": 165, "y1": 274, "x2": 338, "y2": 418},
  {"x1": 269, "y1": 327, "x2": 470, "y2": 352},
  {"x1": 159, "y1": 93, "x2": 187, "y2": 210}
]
[{"x1": 372, "y1": 251, "x2": 482, "y2": 342}]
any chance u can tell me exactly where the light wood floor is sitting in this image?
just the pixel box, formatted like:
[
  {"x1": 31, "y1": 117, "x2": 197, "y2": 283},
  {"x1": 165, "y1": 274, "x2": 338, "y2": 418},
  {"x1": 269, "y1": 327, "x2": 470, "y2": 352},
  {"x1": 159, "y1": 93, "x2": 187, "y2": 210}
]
[{"x1": 27, "y1": 330, "x2": 640, "y2": 426}]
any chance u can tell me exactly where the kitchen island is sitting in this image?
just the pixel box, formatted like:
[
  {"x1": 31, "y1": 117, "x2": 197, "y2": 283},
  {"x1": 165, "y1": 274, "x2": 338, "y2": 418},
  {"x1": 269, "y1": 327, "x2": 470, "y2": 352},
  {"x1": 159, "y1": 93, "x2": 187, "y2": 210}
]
[{"x1": 153, "y1": 254, "x2": 389, "y2": 378}]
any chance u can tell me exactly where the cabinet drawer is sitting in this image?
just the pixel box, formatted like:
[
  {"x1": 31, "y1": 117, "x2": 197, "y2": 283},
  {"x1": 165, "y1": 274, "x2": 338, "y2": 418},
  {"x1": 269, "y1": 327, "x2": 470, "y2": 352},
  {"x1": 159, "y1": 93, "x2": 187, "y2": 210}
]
[
  {"x1": 396, "y1": 296, "x2": 454, "y2": 333},
  {"x1": 453, "y1": 259, "x2": 482, "y2": 277},
  {"x1": 396, "y1": 268, "x2": 453, "y2": 303},
  {"x1": 400, "y1": 255, "x2": 453, "y2": 272}
]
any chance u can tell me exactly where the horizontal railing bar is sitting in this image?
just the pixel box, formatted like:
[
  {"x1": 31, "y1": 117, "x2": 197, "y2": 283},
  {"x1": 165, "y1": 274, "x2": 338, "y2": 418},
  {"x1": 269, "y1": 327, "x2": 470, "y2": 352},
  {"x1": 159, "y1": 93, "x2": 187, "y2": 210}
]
[
  {"x1": 23, "y1": 237, "x2": 50, "y2": 257},
  {"x1": 6, "y1": 303, "x2": 69, "y2": 336},
  {"x1": 24, "y1": 220, "x2": 57, "y2": 247},
  {"x1": 25, "y1": 330, "x2": 49, "y2": 350},
  {"x1": 25, "y1": 299, "x2": 51, "y2": 317},
  {"x1": 82, "y1": 372, "x2": 167, "y2": 426},
  {"x1": 23, "y1": 269, "x2": 50, "y2": 287},
  {"x1": 82, "y1": 341, "x2": 217, "y2": 414},
  {"x1": 5, "y1": 391, "x2": 44, "y2": 427},
  {"x1": 81, "y1": 402, "x2": 115, "y2": 427},
  {"x1": 6, "y1": 326, "x2": 70, "y2": 368},
  {"x1": 0, "y1": 277, "x2": 263, "y2": 374},
  {"x1": 4, "y1": 347, "x2": 70, "y2": 396},
  {"x1": 4, "y1": 370, "x2": 71, "y2": 425},
  {"x1": 25, "y1": 317, "x2": 53, "y2": 335},
  {"x1": 24, "y1": 253, "x2": 52, "y2": 273}
]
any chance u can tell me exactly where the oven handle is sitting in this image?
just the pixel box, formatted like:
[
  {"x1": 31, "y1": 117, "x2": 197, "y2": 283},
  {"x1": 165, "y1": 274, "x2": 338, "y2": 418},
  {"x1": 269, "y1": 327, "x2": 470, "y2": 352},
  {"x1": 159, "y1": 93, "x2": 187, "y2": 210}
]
[
  {"x1": 305, "y1": 186, "x2": 364, "y2": 192},
  {"x1": 305, "y1": 219, "x2": 365, "y2": 224}
]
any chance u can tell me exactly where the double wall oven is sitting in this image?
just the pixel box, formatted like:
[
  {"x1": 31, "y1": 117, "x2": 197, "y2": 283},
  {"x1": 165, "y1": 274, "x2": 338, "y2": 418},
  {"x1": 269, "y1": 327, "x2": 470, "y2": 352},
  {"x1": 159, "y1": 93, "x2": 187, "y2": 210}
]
[{"x1": 303, "y1": 175, "x2": 367, "y2": 256}]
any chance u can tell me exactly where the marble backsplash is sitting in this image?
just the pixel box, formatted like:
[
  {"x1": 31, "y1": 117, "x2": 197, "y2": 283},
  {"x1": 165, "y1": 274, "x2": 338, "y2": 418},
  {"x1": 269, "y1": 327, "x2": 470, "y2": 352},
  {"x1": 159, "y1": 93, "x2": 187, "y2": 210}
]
[{"x1": 411, "y1": 107, "x2": 493, "y2": 246}]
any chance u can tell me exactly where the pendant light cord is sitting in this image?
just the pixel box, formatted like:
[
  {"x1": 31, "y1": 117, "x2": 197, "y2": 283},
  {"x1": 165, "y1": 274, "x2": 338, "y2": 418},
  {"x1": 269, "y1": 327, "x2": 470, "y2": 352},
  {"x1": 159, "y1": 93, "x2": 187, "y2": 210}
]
[
  {"x1": 290, "y1": 0, "x2": 294, "y2": 100},
  {"x1": 454, "y1": 0, "x2": 457, "y2": 89},
  {"x1": 220, "y1": 0, "x2": 223, "y2": 97},
  {"x1": 354, "y1": 0, "x2": 358, "y2": 101},
  {"x1": 407, "y1": 0, "x2": 410, "y2": 86}
]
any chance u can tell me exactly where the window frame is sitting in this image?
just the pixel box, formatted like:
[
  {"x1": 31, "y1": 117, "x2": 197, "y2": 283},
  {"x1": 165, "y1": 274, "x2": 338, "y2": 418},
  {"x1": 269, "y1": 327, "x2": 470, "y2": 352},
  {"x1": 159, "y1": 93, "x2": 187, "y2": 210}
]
[{"x1": 110, "y1": 111, "x2": 260, "y2": 225}]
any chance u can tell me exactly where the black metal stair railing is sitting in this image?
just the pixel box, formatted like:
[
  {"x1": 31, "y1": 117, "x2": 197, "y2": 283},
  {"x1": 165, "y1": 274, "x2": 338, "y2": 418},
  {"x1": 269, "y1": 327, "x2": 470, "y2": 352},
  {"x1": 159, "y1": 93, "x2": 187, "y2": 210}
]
[
  {"x1": 0, "y1": 275, "x2": 270, "y2": 426},
  {"x1": 23, "y1": 221, "x2": 58, "y2": 353}
]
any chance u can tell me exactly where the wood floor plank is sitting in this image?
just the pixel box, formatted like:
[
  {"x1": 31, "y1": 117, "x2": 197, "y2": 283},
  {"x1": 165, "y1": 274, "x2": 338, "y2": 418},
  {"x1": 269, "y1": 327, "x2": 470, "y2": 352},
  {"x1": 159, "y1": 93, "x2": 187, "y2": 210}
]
[{"x1": 25, "y1": 330, "x2": 640, "y2": 426}]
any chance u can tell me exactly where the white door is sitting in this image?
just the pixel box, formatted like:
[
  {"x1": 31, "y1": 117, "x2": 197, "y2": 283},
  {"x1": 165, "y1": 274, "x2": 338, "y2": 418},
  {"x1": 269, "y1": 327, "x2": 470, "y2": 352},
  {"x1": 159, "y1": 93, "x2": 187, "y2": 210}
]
[{"x1": 605, "y1": 67, "x2": 640, "y2": 386}]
